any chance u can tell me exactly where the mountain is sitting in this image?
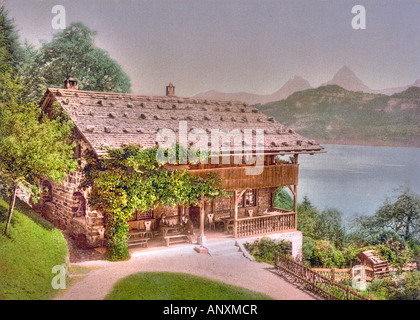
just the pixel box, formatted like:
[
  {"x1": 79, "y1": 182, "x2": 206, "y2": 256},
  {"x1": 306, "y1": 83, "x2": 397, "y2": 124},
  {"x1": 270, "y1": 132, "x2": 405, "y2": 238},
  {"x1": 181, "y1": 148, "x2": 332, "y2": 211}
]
[
  {"x1": 193, "y1": 75, "x2": 311, "y2": 105},
  {"x1": 261, "y1": 76, "x2": 312, "y2": 104},
  {"x1": 257, "y1": 85, "x2": 420, "y2": 148},
  {"x1": 378, "y1": 79, "x2": 420, "y2": 95},
  {"x1": 194, "y1": 66, "x2": 420, "y2": 106},
  {"x1": 323, "y1": 66, "x2": 372, "y2": 92},
  {"x1": 192, "y1": 90, "x2": 264, "y2": 105}
]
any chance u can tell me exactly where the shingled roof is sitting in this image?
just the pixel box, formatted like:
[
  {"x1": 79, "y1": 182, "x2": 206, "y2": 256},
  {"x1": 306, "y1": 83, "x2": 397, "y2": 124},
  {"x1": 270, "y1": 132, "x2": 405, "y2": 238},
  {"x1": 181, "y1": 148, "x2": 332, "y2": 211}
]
[{"x1": 40, "y1": 88, "x2": 324, "y2": 157}]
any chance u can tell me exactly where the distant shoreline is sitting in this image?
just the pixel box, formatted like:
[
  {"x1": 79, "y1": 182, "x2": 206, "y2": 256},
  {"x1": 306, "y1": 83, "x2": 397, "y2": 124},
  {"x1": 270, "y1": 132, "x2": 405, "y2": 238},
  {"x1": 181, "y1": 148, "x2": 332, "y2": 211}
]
[{"x1": 318, "y1": 139, "x2": 420, "y2": 149}]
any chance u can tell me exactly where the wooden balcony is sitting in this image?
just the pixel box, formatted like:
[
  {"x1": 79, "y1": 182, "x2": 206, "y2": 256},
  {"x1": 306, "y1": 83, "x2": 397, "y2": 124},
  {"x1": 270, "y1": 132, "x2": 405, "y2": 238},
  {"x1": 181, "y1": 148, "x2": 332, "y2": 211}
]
[{"x1": 189, "y1": 164, "x2": 299, "y2": 190}]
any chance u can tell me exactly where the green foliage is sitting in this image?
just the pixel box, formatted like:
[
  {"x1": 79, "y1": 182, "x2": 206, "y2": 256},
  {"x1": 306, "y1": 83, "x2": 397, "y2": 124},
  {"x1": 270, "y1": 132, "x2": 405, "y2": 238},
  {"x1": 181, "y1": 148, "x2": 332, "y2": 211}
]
[
  {"x1": 38, "y1": 22, "x2": 131, "y2": 93},
  {"x1": 0, "y1": 74, "x2": 77, "y2": 196},
  {"x1": 105, "y1": 272, "x2": 273, "y2": 300},
  {"x1": 0, "y1": 3, "x2": 22, "y2": 75},
  {"x1": 81, "y1": 144, "x2": 227, "y2": 261},
  {"x1": 367, "y1": 272, "x2": 420, "y2": 300},
  {"x1": 0, "y1": 197, "x2": 69, "y2": 299},
  {"x1": 310, "y1": 239, "x2": 346, "y2": 268},
  {"x1": 0, "y1": 73, "x2": 77, "y2": 234},
  {"x1": 244, "y1": 237, "x2": 292, "y2": 264},
  {"x1": 15, "y1": 42, "x2": 48, "y2": 103},
  {"x1": 356, "y1": 188, "x2": 420, "y2": 241},
  {"x1": 297, "y1": 204, "x2": 347, "y2": 249},
  {"x1": 273, "y1": 187, "x2": 294, "y2": 211},
  {"x1": 301, "y1": 236, "x2": 316, "y2": 265}
]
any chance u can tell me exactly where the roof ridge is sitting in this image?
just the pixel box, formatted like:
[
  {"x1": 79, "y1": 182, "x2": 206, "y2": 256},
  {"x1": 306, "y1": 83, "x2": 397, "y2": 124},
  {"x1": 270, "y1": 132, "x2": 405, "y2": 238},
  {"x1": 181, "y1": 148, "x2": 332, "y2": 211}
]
[{"x1": 48, "y1": 88, "x2": 249, "y2": 105}]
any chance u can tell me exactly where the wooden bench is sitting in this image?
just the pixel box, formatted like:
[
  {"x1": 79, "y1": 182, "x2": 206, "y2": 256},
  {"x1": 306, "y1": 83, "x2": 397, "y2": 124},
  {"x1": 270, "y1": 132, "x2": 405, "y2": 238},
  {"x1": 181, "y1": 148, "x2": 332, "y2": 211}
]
[
  {"x1": 163, "y1": 234, "x2": 192, "y2": 247},
  {"x1": 128, "y1": 238, "x2": 150, "y2": 248}
]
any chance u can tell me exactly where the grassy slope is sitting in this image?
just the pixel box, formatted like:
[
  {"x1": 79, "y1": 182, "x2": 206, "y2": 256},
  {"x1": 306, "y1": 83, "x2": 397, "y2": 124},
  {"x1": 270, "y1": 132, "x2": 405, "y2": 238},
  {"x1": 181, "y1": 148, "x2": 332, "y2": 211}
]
[
  {"x1": 105, "y1": 272, "x2": 273, "y2": 300},
  {"x1": 257, "y1": 85, "x2": 420, "y2": 147},
  {"x1": 0, "y1": 197, "x2": 69, "y2": 300}
]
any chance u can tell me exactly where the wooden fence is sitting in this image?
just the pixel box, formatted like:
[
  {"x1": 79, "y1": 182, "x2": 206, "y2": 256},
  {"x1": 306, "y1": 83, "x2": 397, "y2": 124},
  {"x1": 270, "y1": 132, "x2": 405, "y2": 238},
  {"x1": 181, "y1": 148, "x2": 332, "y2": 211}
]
[
  {"x1": 311, "y1": 266, "x2": 375, "y2": 283},
  {"x1": 274, "y1": 253, "x2": 369, "y2": 300}
]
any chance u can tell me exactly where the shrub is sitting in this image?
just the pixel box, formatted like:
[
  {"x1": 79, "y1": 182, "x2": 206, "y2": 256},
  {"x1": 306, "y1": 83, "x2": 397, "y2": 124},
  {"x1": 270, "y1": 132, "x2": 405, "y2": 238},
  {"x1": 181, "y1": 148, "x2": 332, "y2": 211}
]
[
  {"x1": 311, "y1": 240, "x2": 345, "y2": 268},
  {"x1": 244, "y1": 237, "x2": 292, "y2": 265}
]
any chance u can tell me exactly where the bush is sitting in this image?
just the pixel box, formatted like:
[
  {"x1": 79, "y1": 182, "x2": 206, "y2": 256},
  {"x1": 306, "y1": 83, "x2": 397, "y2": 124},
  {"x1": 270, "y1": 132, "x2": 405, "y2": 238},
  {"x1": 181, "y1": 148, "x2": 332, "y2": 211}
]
[
  {"x1": 244, "y1": 237, "x2": 292, "y2": 265},
  {"x1": 311, "y1": 240, "x2": 345, "y2": 268},
  {"x1": 302, "y1": 236, "x2": 316, "y2": 266},
  {"x1": 368, "y1": 272, "x2": 420, "y2": 300}
]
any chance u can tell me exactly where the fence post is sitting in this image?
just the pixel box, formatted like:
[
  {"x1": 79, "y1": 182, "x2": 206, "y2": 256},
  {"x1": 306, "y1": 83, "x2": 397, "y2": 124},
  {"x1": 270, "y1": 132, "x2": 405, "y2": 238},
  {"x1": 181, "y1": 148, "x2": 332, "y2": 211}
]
[{"x1": 331, "y1": 268, "x2": 335, "y2": 282}]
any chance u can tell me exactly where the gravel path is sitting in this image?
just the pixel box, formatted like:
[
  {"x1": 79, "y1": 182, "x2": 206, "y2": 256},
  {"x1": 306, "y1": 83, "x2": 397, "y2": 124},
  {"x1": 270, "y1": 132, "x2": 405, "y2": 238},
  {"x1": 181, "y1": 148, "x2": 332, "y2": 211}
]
[{"x1": 55, "y1": 239, "x2": 316, "y2": 300}]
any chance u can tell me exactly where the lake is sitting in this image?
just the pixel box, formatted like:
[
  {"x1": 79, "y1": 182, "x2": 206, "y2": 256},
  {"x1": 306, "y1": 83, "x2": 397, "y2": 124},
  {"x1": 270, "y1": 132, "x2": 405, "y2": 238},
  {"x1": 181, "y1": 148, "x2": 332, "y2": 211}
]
[{"x1": 297, "y1": 144, "x2": 420, "y2": 225}]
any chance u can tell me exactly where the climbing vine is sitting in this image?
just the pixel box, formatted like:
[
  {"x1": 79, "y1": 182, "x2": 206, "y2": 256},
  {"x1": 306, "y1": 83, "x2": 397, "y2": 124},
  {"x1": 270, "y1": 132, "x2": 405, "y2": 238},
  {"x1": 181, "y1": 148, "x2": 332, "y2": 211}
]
[{"x1": 81, "y1": 144, "x2": 227, "y2": 261}]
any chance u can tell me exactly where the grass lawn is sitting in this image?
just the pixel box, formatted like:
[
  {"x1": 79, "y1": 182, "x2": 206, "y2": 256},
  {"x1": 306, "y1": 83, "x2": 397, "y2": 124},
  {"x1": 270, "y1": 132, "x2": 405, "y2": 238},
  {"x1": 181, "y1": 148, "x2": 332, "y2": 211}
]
[
  {"x1": 105, "y1": 272, "x2": 273, "y2": 300},
  {"x1": 0, "y1": 197, "x2": 69, "y2": 300}
]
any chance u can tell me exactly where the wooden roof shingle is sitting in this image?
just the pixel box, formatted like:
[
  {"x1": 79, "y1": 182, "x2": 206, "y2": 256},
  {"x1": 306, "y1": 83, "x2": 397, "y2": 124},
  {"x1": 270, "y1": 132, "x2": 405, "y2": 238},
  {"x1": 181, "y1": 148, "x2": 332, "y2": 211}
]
[{"x1": 40, "y1": 88, "x2": 325, "y2": 156}]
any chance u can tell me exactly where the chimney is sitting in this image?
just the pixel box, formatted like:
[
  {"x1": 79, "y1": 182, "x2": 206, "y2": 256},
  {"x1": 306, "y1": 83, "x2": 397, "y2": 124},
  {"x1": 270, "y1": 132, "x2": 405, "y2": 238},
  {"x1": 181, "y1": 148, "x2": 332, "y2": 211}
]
[
  {"x1": 64, "y1": 77, "x2": 79, "y2": 90},
  {"x1": 166, "y1": 83, "x2": 175, "y2": 97}
]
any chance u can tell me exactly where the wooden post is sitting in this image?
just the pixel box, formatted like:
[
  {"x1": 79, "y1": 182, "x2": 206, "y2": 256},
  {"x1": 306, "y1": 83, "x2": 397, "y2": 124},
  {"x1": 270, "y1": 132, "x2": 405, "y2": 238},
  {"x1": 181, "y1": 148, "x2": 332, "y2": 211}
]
[
  {"x1": 200, "y1": 199, "x2": 205, "y2": 239},
  {"x1": 233, "y1": 190, "x2": 238, "y2": 238},
  {"x1": 293, "y1": 184, "x2": 298, "y2": 230}
]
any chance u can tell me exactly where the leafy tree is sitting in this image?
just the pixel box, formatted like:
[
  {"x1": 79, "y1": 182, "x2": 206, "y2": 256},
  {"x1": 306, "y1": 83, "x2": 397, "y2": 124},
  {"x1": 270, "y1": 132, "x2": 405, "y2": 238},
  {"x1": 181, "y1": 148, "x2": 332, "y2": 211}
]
[
  {"x1": 356, "y1": 189, "x2": 420, "y2": 242},
  {"x1": 15, "y1": 42, "x2": 48, "y2": 103},
  {"x1": 313, "y1": 208, "x2": 347, "y2": 249},
  {"x1": 38, "y1": 22, "x2": 131, "y2": 93},
  {"x1": 81, "y1": 144, "x2": 227, "y2": 261},
  {"x1": 0, "y1": 74, "x2": 77, "y2": 235}
]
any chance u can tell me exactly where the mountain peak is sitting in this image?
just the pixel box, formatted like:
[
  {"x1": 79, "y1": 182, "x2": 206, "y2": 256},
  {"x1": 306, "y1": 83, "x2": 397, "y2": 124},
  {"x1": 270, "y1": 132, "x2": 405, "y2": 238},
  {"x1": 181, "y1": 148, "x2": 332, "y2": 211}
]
[{"x1": 325, "y1": 66, "x2": 371, "y2": 92}]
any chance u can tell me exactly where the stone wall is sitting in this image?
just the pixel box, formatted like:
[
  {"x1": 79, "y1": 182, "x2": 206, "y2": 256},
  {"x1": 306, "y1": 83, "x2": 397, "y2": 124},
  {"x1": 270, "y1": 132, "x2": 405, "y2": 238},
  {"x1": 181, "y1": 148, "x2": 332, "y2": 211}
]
[{"x1": 32, "y1": 135, "x2": 105, "y2": 249}]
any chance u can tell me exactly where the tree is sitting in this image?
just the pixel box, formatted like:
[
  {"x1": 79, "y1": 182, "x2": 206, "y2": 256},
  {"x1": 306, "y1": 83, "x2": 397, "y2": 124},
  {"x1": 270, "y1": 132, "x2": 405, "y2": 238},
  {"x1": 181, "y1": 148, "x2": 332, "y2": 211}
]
[
  {"x1": 38, "y1": 22, "x2": 131, "y2": 93},
  {"x1": 356, "y1": 189, "x2": 420, "y2": 242},
  {"x1": 0, "y1": 74, "x2": 77, "y2": 235},
  {"x1": 15, "y1": 42, "x2": 48, "y2": 103},
  {"x1": 81, "y1": 144, "x2": 227, "y2": 261},
  {"x1": 0, "y1": 2, "x2": 22, "y2": 75}
]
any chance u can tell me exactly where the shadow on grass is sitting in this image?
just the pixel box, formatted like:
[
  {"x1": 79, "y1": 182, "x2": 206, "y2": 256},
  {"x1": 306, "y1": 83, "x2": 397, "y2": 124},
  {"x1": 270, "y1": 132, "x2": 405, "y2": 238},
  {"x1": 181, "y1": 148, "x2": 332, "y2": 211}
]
[{"x1": 0, "y1": 196, "x2": 56, "y2": 232}]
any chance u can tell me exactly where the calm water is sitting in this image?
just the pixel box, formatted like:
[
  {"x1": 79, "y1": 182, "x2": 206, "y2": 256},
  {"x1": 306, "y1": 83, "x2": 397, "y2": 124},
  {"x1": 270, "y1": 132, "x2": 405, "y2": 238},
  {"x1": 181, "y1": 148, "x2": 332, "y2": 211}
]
[{"x1": 297, "y1": 144, "x2": 420, "y2": 225}]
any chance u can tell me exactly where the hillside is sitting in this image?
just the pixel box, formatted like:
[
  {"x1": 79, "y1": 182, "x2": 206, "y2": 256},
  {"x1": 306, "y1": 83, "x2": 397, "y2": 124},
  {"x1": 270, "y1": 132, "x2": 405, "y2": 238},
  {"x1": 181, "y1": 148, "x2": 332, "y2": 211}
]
[
  {"x1": 257, "y1": 85, "x2": 420, "y2": 148},
  {"x1": 0, "y1": 197, "x2": 69, "y2": 300}
]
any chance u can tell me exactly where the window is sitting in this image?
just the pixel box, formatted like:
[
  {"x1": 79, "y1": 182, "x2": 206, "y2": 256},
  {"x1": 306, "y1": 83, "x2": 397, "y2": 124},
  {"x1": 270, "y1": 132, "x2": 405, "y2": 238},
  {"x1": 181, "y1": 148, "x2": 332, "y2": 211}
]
[
  {"x1": 240, "y1": 189, "x2": 256, "y2": 208},
  {"x1": 41, "y1": 180, "x2": 53, "y2": 202},
  {"x1": 72, "y1": 192, "x2": 86, "y2": 217}
]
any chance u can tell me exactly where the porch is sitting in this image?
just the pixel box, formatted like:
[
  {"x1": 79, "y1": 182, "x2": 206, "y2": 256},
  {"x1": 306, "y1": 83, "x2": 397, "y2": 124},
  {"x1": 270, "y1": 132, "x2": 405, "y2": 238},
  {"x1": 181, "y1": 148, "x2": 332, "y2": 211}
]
[{"x1": 126, "y1": 206, "x2": 297, "y2": 249}]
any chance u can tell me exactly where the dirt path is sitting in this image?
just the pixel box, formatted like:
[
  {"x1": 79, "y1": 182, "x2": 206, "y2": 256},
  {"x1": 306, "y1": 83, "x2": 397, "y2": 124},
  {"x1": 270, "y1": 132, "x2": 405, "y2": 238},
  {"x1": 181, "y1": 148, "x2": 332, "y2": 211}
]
[{"x1": 55, "y1": 240, "x2": 316, "y2": 300}]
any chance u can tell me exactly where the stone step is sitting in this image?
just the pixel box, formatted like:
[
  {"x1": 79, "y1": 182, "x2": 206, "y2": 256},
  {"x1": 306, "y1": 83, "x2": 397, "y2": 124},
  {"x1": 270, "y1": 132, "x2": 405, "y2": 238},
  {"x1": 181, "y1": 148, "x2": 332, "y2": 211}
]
[
  {"x1": 205, "y1": 240, "x2": 236, "y2": 249},
  {"x1": 211, "y1": 251, "x2": 244, "y2": 258},
  {"x1": 205, "y1": 240, "x2": 243, "y2": 258}
]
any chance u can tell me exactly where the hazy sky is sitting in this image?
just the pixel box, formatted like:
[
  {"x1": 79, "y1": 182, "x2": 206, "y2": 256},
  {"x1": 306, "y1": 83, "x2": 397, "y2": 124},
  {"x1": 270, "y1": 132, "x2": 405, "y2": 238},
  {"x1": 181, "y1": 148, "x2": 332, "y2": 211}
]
[{"x1": 4, "y1": 0, "x2": 420, "y2": 96}]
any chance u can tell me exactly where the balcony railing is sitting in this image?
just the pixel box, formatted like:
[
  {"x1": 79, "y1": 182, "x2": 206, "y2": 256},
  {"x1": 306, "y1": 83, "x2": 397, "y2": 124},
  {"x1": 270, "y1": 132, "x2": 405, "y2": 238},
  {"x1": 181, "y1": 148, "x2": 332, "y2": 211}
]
[{"x1": 235, "y1": 209, "x2": 296, "y2": 238}]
